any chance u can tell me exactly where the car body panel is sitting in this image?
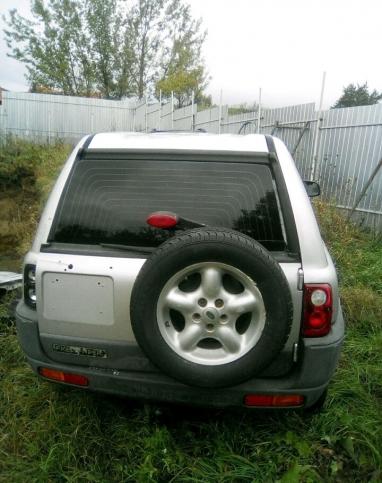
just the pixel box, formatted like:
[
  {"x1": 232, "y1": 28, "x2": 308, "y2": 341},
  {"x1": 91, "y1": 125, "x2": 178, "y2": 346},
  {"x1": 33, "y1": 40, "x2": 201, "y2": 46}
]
[
  {"x1": 17, "y1": 132, "x2": 344, "y2": 407},
  {"x1": 87, "y1": 131, "x2": 270, "y2": 153},
  {"x1": 16, "y1": 299, "x2": 344, "y2": 408},
  {"x1": 35, "y1": 250, "x2": 302, "y2": 350}
]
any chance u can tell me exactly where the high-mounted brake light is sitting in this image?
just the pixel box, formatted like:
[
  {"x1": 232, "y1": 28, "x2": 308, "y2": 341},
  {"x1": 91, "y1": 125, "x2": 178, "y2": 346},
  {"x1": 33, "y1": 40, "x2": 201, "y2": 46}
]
[
  {"x1": 39, "y1": 367, "x2": 89, "y2": 386},
  {"x1": 147, "y1": 211, "x2": 179, "y2": 229},
  {"x1": 244, "y1": 394, "x2": 304, "y2": 407},
  {"x1": 303, "y1": 284, "x2": 332, "y2": 337}
]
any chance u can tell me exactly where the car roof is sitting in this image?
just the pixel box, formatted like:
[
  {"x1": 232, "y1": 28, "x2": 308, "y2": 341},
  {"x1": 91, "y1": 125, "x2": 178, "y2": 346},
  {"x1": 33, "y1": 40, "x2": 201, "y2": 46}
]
[{"x1": 87, "y1": 131, "x2": 269, "y2": 153}]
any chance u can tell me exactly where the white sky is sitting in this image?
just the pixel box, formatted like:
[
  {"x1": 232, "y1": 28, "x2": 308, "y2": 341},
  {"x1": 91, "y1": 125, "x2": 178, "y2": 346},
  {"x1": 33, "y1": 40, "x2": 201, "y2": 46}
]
[{"x1": 1, "y1": 0, "x2": 381, "y2": 109}]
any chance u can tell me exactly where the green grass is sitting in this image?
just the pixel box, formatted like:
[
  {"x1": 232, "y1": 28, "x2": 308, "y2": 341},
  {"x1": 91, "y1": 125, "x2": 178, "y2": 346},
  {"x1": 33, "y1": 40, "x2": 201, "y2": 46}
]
[
  {"x1": 0, "y1": 142, "x2": 381, "y2": 482},
  {"x1": 0, "y1": 138, "x2": 71, "y2": 261}
]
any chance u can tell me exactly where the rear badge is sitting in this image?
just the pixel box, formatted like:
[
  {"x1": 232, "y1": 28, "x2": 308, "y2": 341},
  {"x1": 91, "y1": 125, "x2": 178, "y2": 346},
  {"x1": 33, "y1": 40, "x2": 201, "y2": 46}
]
[{"x1": 52, "y1": 343, "x2": 108, "y2": 358}]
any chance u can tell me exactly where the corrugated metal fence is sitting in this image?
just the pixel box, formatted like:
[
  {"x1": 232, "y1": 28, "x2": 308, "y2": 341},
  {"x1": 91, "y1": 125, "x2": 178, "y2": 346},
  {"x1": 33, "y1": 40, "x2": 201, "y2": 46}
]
[
  {"x1": 0, "y1": 92, "x2": 135, "y2": 144},
  {"x1": 1, "y1": 91, "x2": 381, "y2": 231},
  {"x1": 222, "y1": 102, "x2": 382, "y2": 230}
]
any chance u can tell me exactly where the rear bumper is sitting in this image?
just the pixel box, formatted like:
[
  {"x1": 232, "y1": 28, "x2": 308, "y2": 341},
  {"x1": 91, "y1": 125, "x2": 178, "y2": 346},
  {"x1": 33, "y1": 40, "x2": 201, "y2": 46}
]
[{"x1": 16, "y1": 302, "x2": 344, "y2": 409}]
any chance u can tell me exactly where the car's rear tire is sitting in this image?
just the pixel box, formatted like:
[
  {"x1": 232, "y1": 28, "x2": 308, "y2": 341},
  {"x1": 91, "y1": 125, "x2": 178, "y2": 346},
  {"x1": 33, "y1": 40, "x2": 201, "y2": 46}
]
[{"x1": 130, "y1": 228, "x2": 293, "y2": 388}]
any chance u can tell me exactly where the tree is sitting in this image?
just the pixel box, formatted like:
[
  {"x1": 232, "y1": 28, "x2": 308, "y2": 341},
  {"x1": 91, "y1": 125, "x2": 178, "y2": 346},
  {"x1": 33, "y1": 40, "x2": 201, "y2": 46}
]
[
  {"x1": 155, "y1": 2, "x2": 209, "y2": 107},
  {"x1": 156, "y1": 41, "x2": 209, "y2": 107},
  {"x1": 332, "y1": 83, "x2": 382, "y2": 109},
  {"x1": 3, "y1": 0, "x2": 122, "y2": 97},
  {"x1": 85, "y1": 0, "x2": 124, "y2": 98},
  {"x1": 127, "y1": 0, "x2": 209, "y2": 102},
  {"x1": 3, "y1": 0, "x2": 209, "y2": 101},
  {"x1": 126, "y1": 0, "x2": 167, "y2": 100}
]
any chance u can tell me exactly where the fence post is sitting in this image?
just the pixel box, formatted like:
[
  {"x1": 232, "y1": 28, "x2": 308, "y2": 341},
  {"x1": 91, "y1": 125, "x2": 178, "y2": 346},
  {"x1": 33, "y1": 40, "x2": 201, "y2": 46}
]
[
  {"x1": 218, "y1": 89, "x2": 222, "y2": 134},
  {"x1": 145, "y1": 94, "x2": 148, "y2": 132},
  {"x1": 171, "y1": 91, "x2": 174, "y2": 129},
  {"x1": 257, "y1": 87, "x2": 262, "y2": 133},
  {"x1": 310, "y1": 71, "x2": 326, "y2": 180},
  {"x1": 158, "y1": 90, "x2": 162, "y2": 130},
  {"x1": 48, "y1": 110, "x2": 51, "y2": 144},
  {"x1": 191, "y1": 90, "x2": 194, "y2": 131},
  {"x1": 132, "y1": 104, "x2": 136, "y2": 132}
]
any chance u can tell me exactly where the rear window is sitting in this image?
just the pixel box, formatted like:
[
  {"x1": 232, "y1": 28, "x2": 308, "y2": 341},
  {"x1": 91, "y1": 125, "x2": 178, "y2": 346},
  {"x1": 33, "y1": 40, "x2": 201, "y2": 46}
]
[{"x1": 49, "y1": 156, "x2": 287, "y2": 251}]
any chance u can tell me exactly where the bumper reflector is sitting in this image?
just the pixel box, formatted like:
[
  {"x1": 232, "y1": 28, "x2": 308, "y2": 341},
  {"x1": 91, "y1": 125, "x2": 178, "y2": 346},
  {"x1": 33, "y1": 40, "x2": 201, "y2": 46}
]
[
  {"x1": 39, "y1": 367, "x2": 89, "y2": 387},
  {"x1": 244, "y1": 394, "x2": 304, "y2": 407}
]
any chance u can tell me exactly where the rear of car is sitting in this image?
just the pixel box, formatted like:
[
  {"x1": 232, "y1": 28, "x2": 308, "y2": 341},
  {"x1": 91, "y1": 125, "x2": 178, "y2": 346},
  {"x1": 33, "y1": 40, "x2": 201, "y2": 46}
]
[{"x1": 16, "y1": 132, "x2": 344, "y2": 409}]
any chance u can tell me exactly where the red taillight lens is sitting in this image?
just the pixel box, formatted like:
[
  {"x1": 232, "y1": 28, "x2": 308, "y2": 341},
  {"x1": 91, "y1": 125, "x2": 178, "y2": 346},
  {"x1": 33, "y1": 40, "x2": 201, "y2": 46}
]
[
  {"x1": 303, "y1": 284, "x2": 332, "y2": 337},
  {"x1": 146, "y1": 211, "x2": 179, "y2": 229},
  {"x1": 39, "y1": 367, "x2": 89, "y2": 386},
  {"x1": 244, "y1": 394, "x2": 304, "y2": 407}
]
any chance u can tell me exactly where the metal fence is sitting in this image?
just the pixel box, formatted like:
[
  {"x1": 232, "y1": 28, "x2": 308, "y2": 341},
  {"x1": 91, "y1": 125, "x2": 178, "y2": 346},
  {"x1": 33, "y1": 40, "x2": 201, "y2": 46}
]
[
  {"x1": 0, "y1": 92, "x2": 135, "y2": 144},
  {"x1": 198, "y1": 101, "x2": 382, "y2": 231},
  {"x1": 316, "y1": 104, "x2": 382, "y2": 231},
  {"x1": 1, "y1": 91, "x2": 381, "y2": 231}
]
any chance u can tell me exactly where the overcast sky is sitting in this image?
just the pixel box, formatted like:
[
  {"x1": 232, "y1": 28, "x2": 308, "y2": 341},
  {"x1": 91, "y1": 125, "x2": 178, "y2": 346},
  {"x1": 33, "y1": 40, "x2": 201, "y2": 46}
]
[{"x1": 1, "y1": 0, "x2": 381, "y2": 109}]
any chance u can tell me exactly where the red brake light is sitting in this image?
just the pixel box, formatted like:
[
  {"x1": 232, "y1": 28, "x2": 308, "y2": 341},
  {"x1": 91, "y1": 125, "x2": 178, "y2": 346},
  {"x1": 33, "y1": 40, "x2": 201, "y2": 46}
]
[
  {"x1": 303, "y1": 284, "x2": 332, "y2": 337},
  {"x1": 146, "y1": 211, "x2": 179, "y2": 229},
  {"x1": 39, "y1": 367, "x2": 89, "y2": 386},
  {"x1": 244, "y1": 394, "x2": 304, "y2": 407}
]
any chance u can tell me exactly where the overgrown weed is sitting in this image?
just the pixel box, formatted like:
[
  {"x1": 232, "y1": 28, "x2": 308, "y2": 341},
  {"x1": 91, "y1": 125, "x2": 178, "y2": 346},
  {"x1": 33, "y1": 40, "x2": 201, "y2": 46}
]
[{"x1": 0, "y1": 137, "x2": 70, "y2": 260}]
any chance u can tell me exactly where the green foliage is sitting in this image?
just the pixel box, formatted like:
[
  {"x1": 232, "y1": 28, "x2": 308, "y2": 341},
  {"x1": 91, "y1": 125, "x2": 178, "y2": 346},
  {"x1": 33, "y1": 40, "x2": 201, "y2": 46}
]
[
  {"x1": 156, "y1": 67, "x2": 209, "y2": 108},
  {"x1": 332, "y1": 82, "x2": 382, "y2": 108},
  {"x1": 0, "y1": 137, "x2": 69, "y2": 191},
  {"x1": 155, "y1": 6, "x2": 209, "y2": 107},
  {"x1": 3, "y1": 0, "x2": 208, "y2": 101},
  {"x1": 0, "y1": 138, "x2": 70, "y2": 257},
  {"x1": 0, "y1": 166, "x2": 381, "y2": 480},
  {"x1": 3, "y1": 0, "x2": 137, "y2": 98}
]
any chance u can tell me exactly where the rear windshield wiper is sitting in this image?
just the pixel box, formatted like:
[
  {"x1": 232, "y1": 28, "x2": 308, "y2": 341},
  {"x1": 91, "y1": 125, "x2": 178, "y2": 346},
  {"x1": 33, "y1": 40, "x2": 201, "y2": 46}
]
[{"x1": 99, "y1": 243, "x2": 155, "y2": 254}]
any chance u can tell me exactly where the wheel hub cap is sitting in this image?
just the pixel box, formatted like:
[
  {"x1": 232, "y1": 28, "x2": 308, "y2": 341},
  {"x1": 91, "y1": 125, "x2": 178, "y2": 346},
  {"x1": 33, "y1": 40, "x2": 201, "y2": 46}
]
[{"x1": 203, "y1": 307, "x2": 218, "y2": 322}]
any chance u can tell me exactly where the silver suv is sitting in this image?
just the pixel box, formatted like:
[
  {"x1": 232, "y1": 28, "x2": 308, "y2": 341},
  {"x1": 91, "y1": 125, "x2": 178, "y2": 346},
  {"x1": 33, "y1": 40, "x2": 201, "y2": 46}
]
[{"x1": 16, "y1": 132, "x2": 344, "y2": 409}]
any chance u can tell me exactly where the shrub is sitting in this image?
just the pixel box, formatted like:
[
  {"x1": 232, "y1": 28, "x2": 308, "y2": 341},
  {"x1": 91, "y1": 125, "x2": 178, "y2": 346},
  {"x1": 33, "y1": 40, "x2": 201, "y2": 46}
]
[
  {"x1": 0, "y1": 137, "x2": 70, "y2": 192},
  {"x1": 0, "y1": 138, "x2": 71, "y2": 258}
]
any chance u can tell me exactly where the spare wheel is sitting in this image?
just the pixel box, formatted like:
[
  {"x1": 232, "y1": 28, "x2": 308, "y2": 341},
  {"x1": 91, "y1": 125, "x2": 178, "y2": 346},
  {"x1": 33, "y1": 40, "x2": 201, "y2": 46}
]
[{"x1": 130, "y1": 228, "x2": 293, "y2": 388}]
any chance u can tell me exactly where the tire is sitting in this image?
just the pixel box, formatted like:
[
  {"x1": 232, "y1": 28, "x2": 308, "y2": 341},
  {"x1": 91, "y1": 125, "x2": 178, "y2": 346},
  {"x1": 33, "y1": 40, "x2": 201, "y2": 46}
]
[{"x1": 130, "y1": 228, "x2": 293, "y2": 388}]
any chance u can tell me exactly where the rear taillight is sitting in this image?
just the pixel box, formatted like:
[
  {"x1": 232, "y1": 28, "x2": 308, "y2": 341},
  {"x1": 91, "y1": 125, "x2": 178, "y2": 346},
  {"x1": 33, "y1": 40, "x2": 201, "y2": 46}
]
[
  {"x1": 24, "y1": 264, "x2": 36, "y2": 309},
  {"x1": 39, "y1": 367, "x2": 89, "y2": 386},
  {"x1": 303, "y1": 284, "x2": 332, "y2": 337},
  {"x1": 244, "y1": 394, "x2": 304, "y2": 407}
]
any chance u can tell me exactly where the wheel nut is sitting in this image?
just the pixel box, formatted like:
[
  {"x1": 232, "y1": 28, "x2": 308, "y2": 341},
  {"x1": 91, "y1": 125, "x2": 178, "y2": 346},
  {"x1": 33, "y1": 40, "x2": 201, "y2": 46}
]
[
  {"x1": 192, "y1": 313, "x2": 201, "y2": 322},
  {"x1": 198, "y1": 298, "x2": 207, "y2": 307},
  {"x1": 215, "y1": 298, "x2": 224, "y2": 308},
  {"x1": 206, "y1": 323, "x2": 214, "y2": 331},
  {"x1": 220, "y1": 314, "x2": 228, "y2": 323}
]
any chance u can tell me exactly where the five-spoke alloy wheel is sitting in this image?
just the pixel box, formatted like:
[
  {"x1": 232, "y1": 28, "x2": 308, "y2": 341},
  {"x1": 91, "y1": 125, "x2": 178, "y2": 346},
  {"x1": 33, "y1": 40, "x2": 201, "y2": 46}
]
[{"x1": 157, "y1": 262, "x2": 266, "y2": 365}]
